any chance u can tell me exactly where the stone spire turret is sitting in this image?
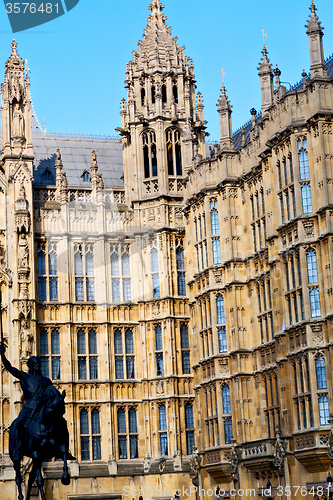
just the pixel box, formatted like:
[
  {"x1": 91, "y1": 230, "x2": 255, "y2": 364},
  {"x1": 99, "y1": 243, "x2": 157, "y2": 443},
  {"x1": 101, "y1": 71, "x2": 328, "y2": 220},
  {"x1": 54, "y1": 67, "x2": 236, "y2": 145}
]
[
  {"x1": 119, "y1": 0, "x2": 204, "y2": 203},
  {"x1": 257, "y1": 44, "x2": 273, "y2": 114},
  {"x1": 1, "y1": 40, "x2": 33, "y2": 159},
  {"x1": 217, "y1": 84, "x2": 234, "y2": 150},
  {"x1": 55, "y1": 149, "x2": 68, "y2": 205},
  {"x1": 305, "y1": 1, "x2": 327, "y2": 79}
]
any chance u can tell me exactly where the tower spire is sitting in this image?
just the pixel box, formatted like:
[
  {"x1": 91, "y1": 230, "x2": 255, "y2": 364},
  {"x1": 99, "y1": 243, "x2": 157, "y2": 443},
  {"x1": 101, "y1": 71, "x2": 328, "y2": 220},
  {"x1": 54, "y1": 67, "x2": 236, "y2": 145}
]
[
  {"x1": 147, "y1": 0, "x2": 167, "y2": 27},
  {"x1": 257, "y1": 43, "x2": 273, "y2": 114},
  {"x1": 305, "y1": 1, "x2": 327, "y2": 79},
  {"x1": 217, "y1": 82, "x2": 234, "y2": 151}
]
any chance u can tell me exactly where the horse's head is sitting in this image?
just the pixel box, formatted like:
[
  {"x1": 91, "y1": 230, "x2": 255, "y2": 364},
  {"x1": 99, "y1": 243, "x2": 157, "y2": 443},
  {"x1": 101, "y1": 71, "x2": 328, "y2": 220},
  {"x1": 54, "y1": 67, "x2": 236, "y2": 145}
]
[{"x1": 42, "y1": 386, "x2": 66, "y2": 421}]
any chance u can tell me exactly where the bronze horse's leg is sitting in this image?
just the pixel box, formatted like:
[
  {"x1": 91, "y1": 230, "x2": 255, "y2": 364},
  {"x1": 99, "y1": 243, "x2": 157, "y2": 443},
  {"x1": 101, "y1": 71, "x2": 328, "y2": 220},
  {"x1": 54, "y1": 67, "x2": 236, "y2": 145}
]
[
  {"x1": 32, "y1": 452, "x2": 46, "y2": 500},
  {"x1": 13, "y1": 460, "x2": 24, "y2": 500},
  {"x1": 60, "y1": 444, "x2": 70, "y2": 486},
  {"x1": 26, "y1": 466, "x2": 36, "y2": 500}
]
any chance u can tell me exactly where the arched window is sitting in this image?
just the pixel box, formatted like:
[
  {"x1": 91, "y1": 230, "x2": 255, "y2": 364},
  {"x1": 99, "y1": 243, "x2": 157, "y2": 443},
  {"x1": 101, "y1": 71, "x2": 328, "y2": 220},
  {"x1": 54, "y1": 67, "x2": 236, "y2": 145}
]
[
  {"x1": 141, "y1": 87, "x2": 145, "y2": 106},
  {"x1": 301, "y1": 183, "x2": 312, "y2": 214},
  {"x1": 216, "y1": 295, "x2": 225, "y2": 324},
  {"x1": 162, "y1": 84, "x2": 167, "y2": 103},
  {"x1": 151, "y1": 85, "x2": 156, "y2": 104},
  {"x1": 166, "y1": 129, "x2": 182, "y2": 176},
  {"x1": 118, "y1": 408, "x2": 127, "y2": 458},
  {"x1": 309, "y1": 287, "x2": 321, "y2": 318},
  {"x1": 218, "y1": 327, "x2": 227, "y2": 353},
  {"x1": 210, "y1": 200, "x2": 219, "y2": 235},
  {"x1": 315, "y1": 355, "x2": 327, "y2": 390},
  {"x1": 306, "y1": 250, "x2": 318, "y2": 283},
  {"x1": 80, "y1": 409, "x2": 90, "y2": 460},
  {"x1": 173, "y1": 83, "x2": 178, "y2": 103},
  {"x1": 318, "y1": 395, "x2": 330, "y2": 426},
  {"x1": 151, "y1": 241, "x2": 160, "y2": 298},
  {"x1": 159, "y1": 405, "x2": 168, "y2": 455},
  {"x1": 185, "y1": 404, "x2": 195, "y2": 455},
  {"x1": 42, "y1": 169, "x2": 52, "y2": 182},
  {"x1": 82, "y1": 170, "x2": 91, "y2": 183},
  {"x1": 114, "y1": 329, "x2": 123, "y2": 379},
  {"x1": 298, "y1": 139, "x2": 309, "y2": 179},
  {"x1": 155, "y1": 325, "x2": 164, "y2": 376},
  {"x1": 180, "y1": 324, "x2": 191, "y2": 374},
  {"x1": 222, "y1": 385, "x2": 231, "y2": 414},
  {"x1": 176, "y1": 242, "x2": 186, "y2": 296},
  {"x1": 51, "y1": 329, "x2": 60, "y2": 380},
  {"x1": 142, "y1": 131, "x2": 157, "y2": 178},
  {"x1": 40, "y1": 329, "x2": 49, "y2": 377},
  {"x1": 125, "y1": 329, "x2": 135, "y2": 379}
]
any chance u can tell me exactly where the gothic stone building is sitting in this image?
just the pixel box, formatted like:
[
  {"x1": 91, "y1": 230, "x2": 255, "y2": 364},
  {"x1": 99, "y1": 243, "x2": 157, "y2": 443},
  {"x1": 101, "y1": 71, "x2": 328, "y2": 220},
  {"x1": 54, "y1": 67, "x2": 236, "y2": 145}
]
[{"x1": 0, "y1": 1, "x2": 333, "y2": 499}]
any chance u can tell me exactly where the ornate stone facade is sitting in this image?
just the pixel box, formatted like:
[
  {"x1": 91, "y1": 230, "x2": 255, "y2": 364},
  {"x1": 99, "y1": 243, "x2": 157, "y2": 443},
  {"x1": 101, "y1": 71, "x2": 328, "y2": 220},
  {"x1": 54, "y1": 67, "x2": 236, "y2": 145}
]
[{"x1": 0, "y1": 1, "x2": 333, "y2": 499}]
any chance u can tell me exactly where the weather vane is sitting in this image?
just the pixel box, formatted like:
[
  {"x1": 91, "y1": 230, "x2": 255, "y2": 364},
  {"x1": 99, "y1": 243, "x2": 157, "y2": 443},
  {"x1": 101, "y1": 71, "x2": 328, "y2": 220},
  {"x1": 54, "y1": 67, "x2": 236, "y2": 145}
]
[
  {"x1": 222, "y1": 68, "x2": 226, "y2": 86},
  {"x1": 262, "y1": 29, "x2": 267, "y2": 48}
]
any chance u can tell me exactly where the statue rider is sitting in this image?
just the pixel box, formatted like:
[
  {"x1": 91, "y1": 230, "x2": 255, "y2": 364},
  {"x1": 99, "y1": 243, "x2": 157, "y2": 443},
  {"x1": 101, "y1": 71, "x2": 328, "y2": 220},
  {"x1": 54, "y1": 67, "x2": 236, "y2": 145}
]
[{"x1": 0, "y1": 344, "x2": 52, "y2": 462}]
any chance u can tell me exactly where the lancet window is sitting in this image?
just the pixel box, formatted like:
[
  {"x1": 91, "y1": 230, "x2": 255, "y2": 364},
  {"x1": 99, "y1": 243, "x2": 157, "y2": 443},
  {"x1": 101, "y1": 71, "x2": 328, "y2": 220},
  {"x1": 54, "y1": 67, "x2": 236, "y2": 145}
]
[
  {"x1": 74, "y1": 243, "x2": 95, "y2": 302},
  {"x1": 176, "y1": 240, "x2": 186, "y2": 296},
  {"x1": 166, "y1": 128, "x2": 182, "y2": 176},
  {"x1": 80, "y1": 408, "x2": 101, "y2": 461},
  {"x1": 222, "y1": 385, "x2": 232, "y2": 444},
  {"x1": 39, "y1": 328, "x2": 61, "y2": 380},
  {"x1": 114, "y1": 328, "x2": 135, "y2": 380},
  {"x1": 155, "y1": 325, "x2": 164, "y2": 376},
  {"x1": 77, "y1": 329, "x2": 98, "y2": 380},
  {"x1": 143, "y1": 130, "x2": 157, "y2": 179},
  {"x1": 151, "y1": 241, "x2": 160, "y2": 298},
  {"x1": 37, "y1": 242, "x2": 58, "y2": 302},
  {"x1": 111, "y1": 244, "x2": 131, "y2": 302},
  {"x1": 210, "y1": 199, "x2": 221, "y2": 265},
  {"x1": 181, "y1": 323, "x2": 191, "y2": 374},
  {"x1": 117, "y1": 407, "x2": 138, "y2": 459},
  {"x1": 185, "y1": 404, "x2": 195, "y2": 455},
  {"x1": 159, "y1": 405, "x2": 168, "y2": 455},
  {"x1": 315, "y1": 355, "x2": 327, "y2": 390}
]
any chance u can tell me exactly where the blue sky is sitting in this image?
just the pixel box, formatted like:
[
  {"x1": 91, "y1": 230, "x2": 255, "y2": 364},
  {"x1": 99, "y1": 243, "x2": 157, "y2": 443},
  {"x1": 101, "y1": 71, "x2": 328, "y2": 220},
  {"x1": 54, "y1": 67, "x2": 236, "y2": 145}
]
[{"x1": 0, "y1": 0, "x2": 333, "y2": 141}]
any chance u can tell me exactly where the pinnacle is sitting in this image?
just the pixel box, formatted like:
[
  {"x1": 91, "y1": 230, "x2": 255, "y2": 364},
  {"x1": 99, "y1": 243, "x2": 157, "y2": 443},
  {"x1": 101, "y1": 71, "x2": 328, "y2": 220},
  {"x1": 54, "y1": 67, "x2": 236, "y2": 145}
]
[
  {"x1": 148, "y1": 0, "x2": 165, "y2": 14},
  {"x1": 5, "y1": 39, "x2": 24, "y2": 72},
  {"x1": 305, "y1": 0, "x2": 323, "y2": 34},
  {"x1": 11, "y1": 40, "x2": 17, "y2": 56}
]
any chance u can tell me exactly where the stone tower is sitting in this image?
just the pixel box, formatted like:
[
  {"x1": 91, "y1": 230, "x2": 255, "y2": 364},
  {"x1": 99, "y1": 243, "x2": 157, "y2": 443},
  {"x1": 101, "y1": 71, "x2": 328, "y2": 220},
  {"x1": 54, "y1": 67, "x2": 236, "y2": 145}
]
[
  {"x1": 118, "y1": 0, "x2": 207, "y2": 206},
  {"x1": 0, "y1": 40, "x2": 35, "y2": 446}
]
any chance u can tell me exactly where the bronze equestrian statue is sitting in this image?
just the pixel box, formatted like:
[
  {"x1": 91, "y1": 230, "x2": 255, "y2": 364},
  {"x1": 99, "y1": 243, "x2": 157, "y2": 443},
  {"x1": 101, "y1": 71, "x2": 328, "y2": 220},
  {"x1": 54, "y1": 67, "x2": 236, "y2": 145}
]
[{"x1": 0, "y1": 344, "x2": 74, "y2": 500}]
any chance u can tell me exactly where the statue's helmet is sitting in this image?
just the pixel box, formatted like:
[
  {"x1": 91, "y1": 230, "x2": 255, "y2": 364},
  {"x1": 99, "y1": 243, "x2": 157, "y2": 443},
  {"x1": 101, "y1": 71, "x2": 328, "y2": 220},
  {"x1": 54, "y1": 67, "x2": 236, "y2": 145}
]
[{"x1": 27, "y1": 356, "x2": 41, "y2": 370}]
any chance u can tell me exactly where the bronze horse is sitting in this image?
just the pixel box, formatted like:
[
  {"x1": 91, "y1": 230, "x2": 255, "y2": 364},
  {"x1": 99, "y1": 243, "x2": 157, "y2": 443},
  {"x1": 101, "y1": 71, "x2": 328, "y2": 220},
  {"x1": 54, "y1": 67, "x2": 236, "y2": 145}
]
[{"x1": 0, "y1": 345, "x2": 74, "y2": 500}]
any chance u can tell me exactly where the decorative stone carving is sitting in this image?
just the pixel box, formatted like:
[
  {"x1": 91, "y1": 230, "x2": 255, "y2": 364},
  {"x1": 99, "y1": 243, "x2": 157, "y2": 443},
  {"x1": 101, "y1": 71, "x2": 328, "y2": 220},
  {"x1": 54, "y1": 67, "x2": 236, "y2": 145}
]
[
  {"x1": 18, "y1": 233, "x2": 29, "y2": 268},
  {"x1": 12, "y1": 103, "x2": 24, "y2": 138},
  {"x1": 228, "y1": 440, "x2": 240, "y2": 482},
  {"x1": 189, "y1": 446, "x2": 202, "y2": 486},
  {"x1": 303, "y1": 220, "x2": 315, "y2": 238},
  {"x1": 19, "y1": 320, "x2": 33, "y2": 359},
  {"x1": 273, "y1": 429, "x2": 287, "y2": 476}
]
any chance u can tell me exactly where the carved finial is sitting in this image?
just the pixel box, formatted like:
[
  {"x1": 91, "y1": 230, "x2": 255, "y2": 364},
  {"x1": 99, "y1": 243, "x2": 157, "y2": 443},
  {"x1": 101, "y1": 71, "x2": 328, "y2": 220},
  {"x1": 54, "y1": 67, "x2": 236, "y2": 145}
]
[
  {"x1": 56, "y1": 149, "x2": 61, "y2": 161},
  {"x1": 11, "y1": 40, "x2": 17, "y2": 55},
  {"x1": 92, "y1": 150, "x2": 96, "y2": 162},
  {"x1": 24, "y1": 59, "x2": 30, "y2": 76},
  {"x1": 305, "y1": 0, "x2": 323, "y2": 34}
]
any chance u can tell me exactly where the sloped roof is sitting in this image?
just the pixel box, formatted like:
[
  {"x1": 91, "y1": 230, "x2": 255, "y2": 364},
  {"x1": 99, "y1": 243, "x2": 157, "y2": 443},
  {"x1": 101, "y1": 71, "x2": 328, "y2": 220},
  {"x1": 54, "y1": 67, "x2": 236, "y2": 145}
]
[{"x1": 32, "y1": 133, "x2": 124, "y2": 188}]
